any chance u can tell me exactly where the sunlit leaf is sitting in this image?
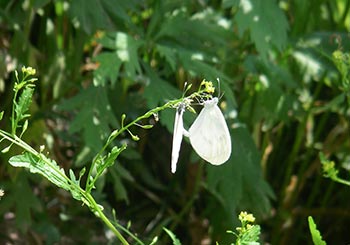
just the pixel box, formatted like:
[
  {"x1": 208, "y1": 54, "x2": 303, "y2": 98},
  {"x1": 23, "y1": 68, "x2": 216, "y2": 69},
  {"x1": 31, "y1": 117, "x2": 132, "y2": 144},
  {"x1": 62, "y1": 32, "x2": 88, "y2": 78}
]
[
  {"x1": 308, "y1": 216, "x2": 327, "y2": 245},
  {"x1": 234, "y1": 0, "x2": 289, "y2": 59},
  {"x1": 58, "y1": 85, "x2": 119, "y2": 164},
  {"x1": 9, "y1": 152, "x2": 69, "y2": 190},
  {"x1": 93, "y1": 52, "x2": 123, "y2": 86},
  {"x1": 163, "y1": 227, "x2": 181, "y2": 245},
  {"x1": 15, "y1": 86, "x2": 34, "y2": 123},
  {"x1": 68, "y1": 0, "x2": 139, "y2": 34}
]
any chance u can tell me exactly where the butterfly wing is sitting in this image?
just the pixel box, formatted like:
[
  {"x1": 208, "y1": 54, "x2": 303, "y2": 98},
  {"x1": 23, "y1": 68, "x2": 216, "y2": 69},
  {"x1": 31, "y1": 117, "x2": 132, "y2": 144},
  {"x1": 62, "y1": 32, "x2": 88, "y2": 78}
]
[
  {"x1": 189, "y1": 99, "x2": 231, "y2": 165},
  {"x1": 171, "y1": 104, "x2": 185, "y2": 173}
]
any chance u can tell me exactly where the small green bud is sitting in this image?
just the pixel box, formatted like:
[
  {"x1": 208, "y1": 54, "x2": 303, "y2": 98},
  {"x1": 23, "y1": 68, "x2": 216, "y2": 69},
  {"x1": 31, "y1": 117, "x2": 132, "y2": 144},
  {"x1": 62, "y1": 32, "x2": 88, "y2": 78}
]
[
  {"x1": 136, "y1": 123, "x2": 154, "y2": 129},
  {"x1": 131, "y1": 134, "x2": 140, "y2": 141}
]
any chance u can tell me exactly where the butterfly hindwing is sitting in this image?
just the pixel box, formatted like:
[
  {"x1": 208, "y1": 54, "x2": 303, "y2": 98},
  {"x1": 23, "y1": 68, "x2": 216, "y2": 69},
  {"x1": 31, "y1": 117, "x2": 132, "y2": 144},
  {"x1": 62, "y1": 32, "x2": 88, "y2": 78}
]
[{"x1": 189, "y1": 98, "x2": 231, "y2": 165}]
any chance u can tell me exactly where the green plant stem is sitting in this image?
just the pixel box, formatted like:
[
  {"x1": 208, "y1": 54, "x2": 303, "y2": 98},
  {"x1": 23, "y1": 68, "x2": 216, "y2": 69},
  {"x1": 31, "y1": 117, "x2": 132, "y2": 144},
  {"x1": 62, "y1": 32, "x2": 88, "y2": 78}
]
[
  {"x1": 11, "y1": 89, "x2": 18, "y2": 135},
  {"x1": 84, "y1": 192, "x2": 130, "y2": 245},
  {"x1": 0, "y1": 130, "x2": 130, "y2": 244},
  {"x1": 330, "y1": 176, "x2": 350, "y2": 186},
  {"x1": 85, "y1": 98, "x2": 185, "y2": 193}
]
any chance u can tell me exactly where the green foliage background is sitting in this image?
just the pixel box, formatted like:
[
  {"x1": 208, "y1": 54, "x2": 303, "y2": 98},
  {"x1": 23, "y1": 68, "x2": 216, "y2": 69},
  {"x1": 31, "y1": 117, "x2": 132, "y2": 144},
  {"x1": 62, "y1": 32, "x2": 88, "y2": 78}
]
[{"x1": 0, "y1": 0, "x2": 349, "y2": 244}]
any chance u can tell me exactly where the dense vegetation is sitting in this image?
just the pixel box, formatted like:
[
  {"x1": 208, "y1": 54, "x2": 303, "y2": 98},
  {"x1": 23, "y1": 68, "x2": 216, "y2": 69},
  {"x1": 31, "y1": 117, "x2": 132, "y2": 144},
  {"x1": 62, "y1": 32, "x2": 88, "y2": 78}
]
[{"x1": 0, "y1": 0, "x2": 349, "y2": 244}]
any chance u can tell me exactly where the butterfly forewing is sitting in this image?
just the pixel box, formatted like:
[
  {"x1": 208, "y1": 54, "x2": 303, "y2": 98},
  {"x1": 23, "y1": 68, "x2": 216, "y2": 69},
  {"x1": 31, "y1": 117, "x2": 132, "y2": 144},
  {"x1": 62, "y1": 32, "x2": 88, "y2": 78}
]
[{"x1": 171, "y1": 103, "x2": 185, "y2": 173}]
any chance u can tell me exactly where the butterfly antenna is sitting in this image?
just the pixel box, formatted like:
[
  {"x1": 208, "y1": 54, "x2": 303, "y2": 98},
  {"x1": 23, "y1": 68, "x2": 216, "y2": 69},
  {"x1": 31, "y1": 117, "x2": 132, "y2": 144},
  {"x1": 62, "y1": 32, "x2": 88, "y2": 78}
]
[
  {"x1": 183, "y1": 81, "x2": 192, "y2": 97},
  {"x1": 216, "y1": 78, "x2": 225, "y2": 100}
]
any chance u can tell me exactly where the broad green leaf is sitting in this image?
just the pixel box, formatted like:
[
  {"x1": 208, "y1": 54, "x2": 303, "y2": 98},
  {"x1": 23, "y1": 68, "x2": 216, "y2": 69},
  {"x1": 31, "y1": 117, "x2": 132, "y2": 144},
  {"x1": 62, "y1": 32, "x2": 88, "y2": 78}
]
[
  {"x1": 31, "y1": 0, "x2": 51, "y2": 8},
  {"x1": 207, "y1": 125, "x2": 274, "y2": 222},
  {"x1": 0, "y1": 111, "x2": 3, "y2": 120},
  {"x1": 157, "y1": 44, "x2": 177, "y2": 71},
  {"x1": 292, "y1": 32, "x2": 350, "y2": 84},
  {"x1": 96, "y1": 32, "x2": 143, "y2": 81},
  {"x1": 0, "y1": 172, "x2": 42, "y2": 230},
  {"x1": 68, "y1": 0, "x2": 139, "y2": 34},
  {"x1": 222, "y1": 0, "x2": 240, "y2": 8},
  {"x1": 235, "y1": 0, "x2": 289, "y2": 59},
  {"x1": 9, "y1": 152, "x2": 70, "y2": 191},
  {"x1": 58, "y1": 85, "x2": 119, "y2": 164},
  {"x1": 93, "y1": 52, "x2": 123, "y2": 86},
  {"x1": 240, "y1": 55, "x2": 298, "y2": 128},
  {"x1": 308, "y1": 216, "x2": 327, "y2": 245},
  {"x1": 143, "y1": 64, "x2": 182, "y2": 109},
  {"x1": 109, "y1": 165, "x2": 129, "y2": 203},
  {"x1": 178, "y1": 50, "x2": 231, "y2": 85}
]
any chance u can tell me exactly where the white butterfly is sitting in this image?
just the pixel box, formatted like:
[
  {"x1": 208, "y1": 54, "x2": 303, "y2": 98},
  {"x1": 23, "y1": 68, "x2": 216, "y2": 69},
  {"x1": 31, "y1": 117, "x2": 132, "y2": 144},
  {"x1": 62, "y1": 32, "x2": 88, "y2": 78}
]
[
  {"x1": 188, "y1": 97, "x2": 231, "y2": 165},
  {"x1": 171, "y1": 102, "x2": 186, "y2": 173}
]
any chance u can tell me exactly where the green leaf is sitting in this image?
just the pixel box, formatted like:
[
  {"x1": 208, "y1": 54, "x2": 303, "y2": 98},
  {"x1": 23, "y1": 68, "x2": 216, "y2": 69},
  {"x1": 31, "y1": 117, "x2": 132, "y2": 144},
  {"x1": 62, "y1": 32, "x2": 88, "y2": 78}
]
[
  {"x1": 235, "y1": 0, "x2": 289, "y2": 59},
  {"x1": 0, "y1": 172, "x2": 42, "y2": 230},
  {"x1": 0, "y1": 111, "x2": 3, "y2": 120},
  {"x1": 157, "y1": 44, "x2": 177, "y2": 71},
  {"x1": 96, "y1": 32, "x2": 143, "y2": 81},
  {"x1": 93, "y1": 52, "x2": 123, "y2": 86},
  {"x1": 222, "y1": 0, "x2": 240, "y2": 8},
  {"x1": 9, "y1": 152, "x2": 70, "y2": 191},
  {"x1": 96, "y1": 145, "x2": 126, "y2": 174},
  {"x1": 239, "y1": 225, "x2": 261, "y2": 244},
  {"x1": 109, "y1": 165, "x2": 133, "y2": 203},
  {"x1": 15, "y1": 86, "x2": 34, "y2": 124},
  {"x1": 163, "y1": 227, "x2": 181, "y2": 245},
  {"x1": 207, "y1": 126, "x2": 274, "y2": 222},
  {"x1": 143, "y1": 64, "x2": 182, "y2": 109},
  {"x1": 58, "y1": 85, "x2": 119, "y2": 163},
  {"x1": 68, "y1": 0, "x2": 139, "y2": 34},
  {"x1": 308, "y1": 216, "x2": 327, "y2": 245}
]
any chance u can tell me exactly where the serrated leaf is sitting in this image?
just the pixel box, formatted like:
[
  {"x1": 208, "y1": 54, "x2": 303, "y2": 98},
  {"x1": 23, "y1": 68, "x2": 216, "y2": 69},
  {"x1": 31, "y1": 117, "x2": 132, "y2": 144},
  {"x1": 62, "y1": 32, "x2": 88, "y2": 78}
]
[
  {"x1": 0, "y1": 172, "x2": 41, "y2": 230},
  {"x1": 143, "y1": 64, "x2": 182, "y2": 109},
  {"x1": 235, "y1": 0, "x2": 289, "y2": 59},
  {"x1": 15, "y1": 86, "x2": 34, "y2": 122},
  {"x1": 163, "y1": 227, "x2": 181, "y2": 245},
  {"x1": 308, "y1": 216, "x2": 327, "y2": 245},
  {"x1": 207, "y1": 126, "x2": 274, "y2": 221},
  {"x1": 58, "y1": 85, "x2": 119, "y2": 164},
  {"x1": 68, "y1": 0, "x2": 139, "y2": 34},
  {"x1": 9, "y1": 152, "x2": 69, "y2": 191},
  {"x1": 240, "y1": 225, "x2": 261, "y2": 244},
  {"x1": 96, "y1": 32, "x2": 143, "y2": 81},
  {"x1": 157, "y1": 45, "x2": 177, "y2": 71},
  {"x1": 93, "y1": 52, "x2": 123, "y2": 86}
]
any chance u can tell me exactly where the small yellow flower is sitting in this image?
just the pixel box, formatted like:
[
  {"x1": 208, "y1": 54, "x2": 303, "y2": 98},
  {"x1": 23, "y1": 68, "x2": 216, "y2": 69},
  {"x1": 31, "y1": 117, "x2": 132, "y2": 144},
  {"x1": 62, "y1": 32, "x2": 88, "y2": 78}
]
[
  {"x1": 200, "y1": 79, "x2": 215, "y2": 94},
  {"x1": 239, "y1": 211, "x2": 256, "y2": 223},
  {"x1": 22, "y1": 66, "x2": 36, "y2": 76},
  {"x1": 0, "y1": 189, "x2": 4, "y2": 198}
]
